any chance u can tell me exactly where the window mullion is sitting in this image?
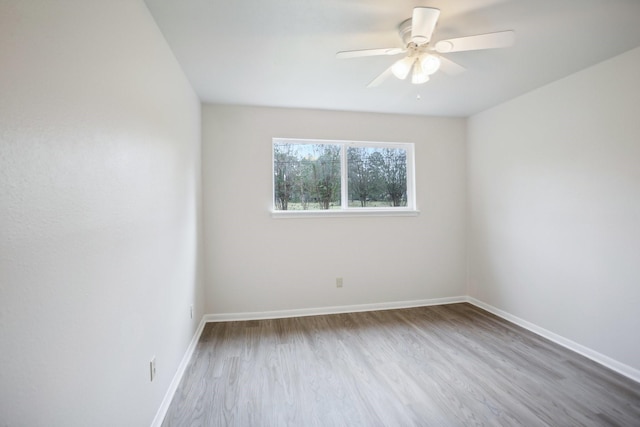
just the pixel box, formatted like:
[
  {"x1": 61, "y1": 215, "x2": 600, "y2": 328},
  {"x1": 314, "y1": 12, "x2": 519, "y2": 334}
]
[{"x1": 341, "y1": 143, "x2": 348, "y2": 209}]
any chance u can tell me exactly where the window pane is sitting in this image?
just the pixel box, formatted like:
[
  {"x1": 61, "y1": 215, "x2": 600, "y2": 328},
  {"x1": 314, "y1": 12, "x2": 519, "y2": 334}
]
[
  {"x1": 347, "y1": 146, "x2": 407, "y2": 207},
  {"x1": 273, "y1": 143, "x2": 341, "y2": 210}
]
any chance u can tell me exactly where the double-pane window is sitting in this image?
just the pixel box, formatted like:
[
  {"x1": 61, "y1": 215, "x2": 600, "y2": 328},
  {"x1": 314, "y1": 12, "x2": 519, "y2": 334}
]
[{"x1": 273, "y1": 138, "x2": 416, "y2": 214}]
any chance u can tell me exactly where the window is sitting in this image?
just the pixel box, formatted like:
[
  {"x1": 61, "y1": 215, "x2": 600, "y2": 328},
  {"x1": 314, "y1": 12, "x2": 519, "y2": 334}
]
[{"x1": 272, "y1": 138, "x2": 417, "y2": 217}]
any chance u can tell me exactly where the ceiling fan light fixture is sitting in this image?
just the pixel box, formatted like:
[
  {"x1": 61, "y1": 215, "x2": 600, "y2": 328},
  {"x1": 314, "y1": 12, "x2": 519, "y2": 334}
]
[
  {"x1": 391, "y1": 56, "x2": 413, "y2": 80},
  {"x1": 411, "y1": 59, "x2": 429, "y2": 84},
  {"x1": 421, "y1": 54, "x2": 441, "y2": 75}
]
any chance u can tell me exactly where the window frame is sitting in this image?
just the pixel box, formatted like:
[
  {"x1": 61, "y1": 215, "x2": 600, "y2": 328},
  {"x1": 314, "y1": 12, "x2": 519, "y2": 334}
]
[{"x1": 271, "y1": 138, "x2": 419, "y2": 218}]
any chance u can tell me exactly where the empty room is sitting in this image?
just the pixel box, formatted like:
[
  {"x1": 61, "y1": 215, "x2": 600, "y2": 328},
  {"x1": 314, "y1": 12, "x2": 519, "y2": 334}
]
[{"x1": 1, "y1": 0, "x2": 639, "y2": 426}]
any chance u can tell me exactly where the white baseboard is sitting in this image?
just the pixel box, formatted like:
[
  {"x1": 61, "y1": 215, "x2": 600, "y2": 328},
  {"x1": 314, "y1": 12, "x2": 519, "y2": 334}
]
[
  {"x1": 466, "y1": 297, "x2": 640, "y2": 384},
  {"x1": 203, "y1": 296, "x2": 467, "y2": 322},
  {"x1": 150, "y1": 317, "x2": 207, "y2": 427}
]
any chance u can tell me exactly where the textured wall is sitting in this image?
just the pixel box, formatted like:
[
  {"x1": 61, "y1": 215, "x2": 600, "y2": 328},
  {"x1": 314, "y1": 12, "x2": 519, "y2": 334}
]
[
  {"x1": 0, "y1": 1, "x2": 203, "y2": 425},
  {"x1": 467, "y1": 47, "x2": 640, "y2": 373},
  {"x1": 202, "y1": 105, "x2": 467, "y2": 314}
]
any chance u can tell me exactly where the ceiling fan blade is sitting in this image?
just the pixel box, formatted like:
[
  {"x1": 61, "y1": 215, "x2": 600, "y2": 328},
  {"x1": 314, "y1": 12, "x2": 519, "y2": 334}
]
[
  {"x1": 367, "y1": 66, "x2": 393, "y2": 88},
  {"x1": 435, "y1": 30, "x2": 515, "y2": 53},
  {"x1": 411, "y1": 7, "x2": 440, "y2": 44},
  {"x1": 336, "y1": 48, "x2": 405, "y2": 59},
  {"x1": 438, "y1": 56, "x2": 466, "y2": 75}
]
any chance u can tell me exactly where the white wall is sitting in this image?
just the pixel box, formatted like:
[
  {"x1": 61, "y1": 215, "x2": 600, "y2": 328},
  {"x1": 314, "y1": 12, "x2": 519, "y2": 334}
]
[
  {"x1": 0, "y1": 1, "x2": 203, "y2": 426},
  {"x1": 202, "y1": 105, "x2": 466, "y2": 314},
  {"x1": 467, "y1": 47, "x2": 640, "y2": 373}
]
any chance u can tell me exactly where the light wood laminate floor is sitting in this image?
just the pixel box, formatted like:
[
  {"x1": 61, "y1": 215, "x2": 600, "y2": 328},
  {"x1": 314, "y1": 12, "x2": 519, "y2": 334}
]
[{"x1": 162, "y1": 303, "x2": 640, "y2": 426}]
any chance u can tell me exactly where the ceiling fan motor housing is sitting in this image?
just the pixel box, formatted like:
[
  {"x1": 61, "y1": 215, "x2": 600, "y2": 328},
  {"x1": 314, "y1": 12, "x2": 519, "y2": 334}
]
[{"x1": 399, "y1": 19, "x2": 415, "y2": 46}]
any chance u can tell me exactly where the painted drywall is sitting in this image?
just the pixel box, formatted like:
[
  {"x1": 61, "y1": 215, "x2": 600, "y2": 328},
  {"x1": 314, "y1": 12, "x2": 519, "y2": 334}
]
[
  {"x1": 202, "y1": 105, "x2": 466, "y2": 314},
  {"x1": 0, "y1": 1, "x2": 203, "y2": 426},
  {"x1": 467, "y1": 46, "x2": 640, "y2": 372}
]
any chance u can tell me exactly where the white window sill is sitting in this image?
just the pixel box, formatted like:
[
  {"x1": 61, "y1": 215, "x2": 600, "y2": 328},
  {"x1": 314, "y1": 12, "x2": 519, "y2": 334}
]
[{"x1": 271, "y1": 209, "x2": 420, "y2": 219}]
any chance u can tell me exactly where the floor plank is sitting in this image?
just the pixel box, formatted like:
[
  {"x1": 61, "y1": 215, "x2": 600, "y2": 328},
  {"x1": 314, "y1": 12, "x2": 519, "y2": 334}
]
[{"x1": 162, "y1": 303, "x2": 640, "y2": 426}]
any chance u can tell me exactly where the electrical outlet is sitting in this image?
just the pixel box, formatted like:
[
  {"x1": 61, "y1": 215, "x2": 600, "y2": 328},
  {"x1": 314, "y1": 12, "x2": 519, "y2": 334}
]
[
  {"x1": 190, "y1": 305, "x2": 193, "y2": 319},
  {"x1": 150, "y1": 356, "x2": 156, "y2": 382},
  {"x1": 336, "y1": 277, "x2": 343, "y2": 288}
]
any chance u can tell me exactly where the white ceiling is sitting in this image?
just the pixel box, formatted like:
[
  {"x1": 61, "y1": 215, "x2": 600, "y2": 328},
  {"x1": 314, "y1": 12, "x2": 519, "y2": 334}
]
[{"x1": 145, "y1": 0, "x2": 640, "y2": 117}]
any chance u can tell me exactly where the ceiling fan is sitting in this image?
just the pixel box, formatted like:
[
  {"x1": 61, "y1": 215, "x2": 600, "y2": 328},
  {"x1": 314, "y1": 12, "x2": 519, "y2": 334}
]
[{"x1": 336, "y1": 7, "x2": 515, "y2": 87}]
